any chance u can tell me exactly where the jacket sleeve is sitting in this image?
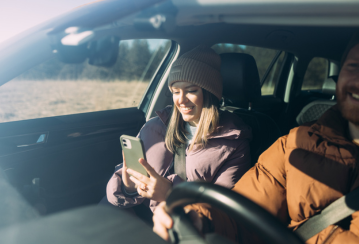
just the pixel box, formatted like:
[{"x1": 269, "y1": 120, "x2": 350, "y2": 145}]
[
  {"x1": 307, "y1": 220, "x2": 359, "y2": 244},
  {"x1": 106, "y1": 163, "x2": 145, "y2": 208},
  {"x1": 106, "y1": 116, "x2": 172, "y2": 208},
  {"x1": 187, "y1": 135, "x2": 289, "y2": 244},
  {"x1": 211, "y1": 138, "x2": 251, "y2": 189}
]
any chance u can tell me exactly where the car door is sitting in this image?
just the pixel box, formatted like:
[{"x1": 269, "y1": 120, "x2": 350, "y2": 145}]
[{"x1": 0, "y1": 37, "x2": 176, "y2": 214}]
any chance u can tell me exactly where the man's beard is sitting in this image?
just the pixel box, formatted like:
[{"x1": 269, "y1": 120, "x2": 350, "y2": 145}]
[
  {"x1": 339, "y1": 105, "x2": 359, "y2": 125},
  {"x1": 337, "y1": 85, "x2": 359, "y2": 125}
]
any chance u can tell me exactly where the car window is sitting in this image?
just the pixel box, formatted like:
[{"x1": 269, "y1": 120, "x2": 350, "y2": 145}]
[
  {"x1": 301, "y1": 57, "x2": 328, "y2": 91},
  {"x1": 212, "y1": 44, "x2": 284, "y2": 96},
  {"x1": 0, "y1": 39, "x2": 171, "y2": 123}
]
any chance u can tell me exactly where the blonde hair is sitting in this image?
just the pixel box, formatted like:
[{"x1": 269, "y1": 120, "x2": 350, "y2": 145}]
[{"x1": 165, "y1": 89, "x2": 220, "y2": 154}]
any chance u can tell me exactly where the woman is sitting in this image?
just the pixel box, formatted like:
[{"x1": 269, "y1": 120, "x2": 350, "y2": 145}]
[{"x1": 106, "y1": 46, "x2": 252, "y2": 211}]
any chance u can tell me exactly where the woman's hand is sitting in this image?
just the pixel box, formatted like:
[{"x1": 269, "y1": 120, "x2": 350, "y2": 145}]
[
  {"x1": 127, "y1": 158, "x2": 172, "y2": 202},
  {"x1": 153, "y1": 202, "x2": 203, "y2": 241},
  {"x1": 121, "y1": 152, "x2": 137, "y2": 193}
]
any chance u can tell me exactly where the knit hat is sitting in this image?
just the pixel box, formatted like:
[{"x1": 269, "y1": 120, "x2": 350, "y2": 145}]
[
  {"x1": 341, "y1": 31, "x2": 359, "y2": 67},
  {"x1": 168, "y1": 46, "x2": 223, "y2": 101}
]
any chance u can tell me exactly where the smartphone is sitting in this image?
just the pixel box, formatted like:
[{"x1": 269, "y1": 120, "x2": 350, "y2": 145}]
[{"x1": 120, "y1": 135, "x2": 148, "y2": 177}]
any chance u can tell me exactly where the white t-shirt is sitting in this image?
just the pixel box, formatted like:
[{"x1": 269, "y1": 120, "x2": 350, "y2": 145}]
[{"x1": 185, "y1": 122, "x2": 197, "y2": 147}]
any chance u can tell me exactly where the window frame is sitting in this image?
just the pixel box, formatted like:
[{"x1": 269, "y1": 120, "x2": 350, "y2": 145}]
[{"x1": 139, "y1": 40, "x2": 178, "y2": 116}]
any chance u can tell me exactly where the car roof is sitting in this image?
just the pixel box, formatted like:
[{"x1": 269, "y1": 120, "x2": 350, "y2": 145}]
[
  {"x1": 60, "y1": 0, "x2": 359, "y2": 60},
  {"x1": 1, "y1": 0, "x2": 358, "y2": 85}
]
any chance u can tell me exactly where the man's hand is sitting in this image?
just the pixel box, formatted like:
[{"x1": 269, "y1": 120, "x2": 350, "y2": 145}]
[
  {"x1": 127, "y1": 158, "x2": 172, "y2": 202},
  {"x1": 153, "y1": 202, "x2": 174, "y2": 241},
  {"x1": 153, "y1": 202, "x2": 204, "y2": 241}
]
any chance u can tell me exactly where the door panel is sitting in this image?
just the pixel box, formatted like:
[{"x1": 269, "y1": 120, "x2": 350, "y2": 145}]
[{"x1": 0, "y1": 107, "x2": 145, "y2": 213}]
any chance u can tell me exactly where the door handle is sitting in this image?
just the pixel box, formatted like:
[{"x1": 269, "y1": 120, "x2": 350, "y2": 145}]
[{"x1": 17, "y1": 133, "x2": 47, "y2": 148}]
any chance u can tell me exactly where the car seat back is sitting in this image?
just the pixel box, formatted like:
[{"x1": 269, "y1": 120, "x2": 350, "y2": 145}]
[
  {"x1": 220, "y1": 53, "x2": 282, "y2": 165},
  {"x1": 296, "y1": 78, "x2": 336, "y2": 125}
]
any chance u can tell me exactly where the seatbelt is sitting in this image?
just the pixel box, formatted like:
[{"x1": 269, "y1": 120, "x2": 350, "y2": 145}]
[
  {"x1": 174, "y1": 144, "x2": 186, "y2": 181},
  {"x1": 295, "y1": 187, "x2": 359, "y2": 241}
]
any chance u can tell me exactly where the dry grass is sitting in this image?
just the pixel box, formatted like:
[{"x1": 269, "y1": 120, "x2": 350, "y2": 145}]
[
  {"x1": 0, "y1": 80, "x2": 321, "y2": 123},
  {"x1": 0, "y1": 80, "x2": 149, "y2": 123}
]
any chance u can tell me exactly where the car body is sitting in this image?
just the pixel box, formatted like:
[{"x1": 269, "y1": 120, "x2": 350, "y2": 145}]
[{"x1": 0, "y1": 0, "x2": 358, "y2": 243}]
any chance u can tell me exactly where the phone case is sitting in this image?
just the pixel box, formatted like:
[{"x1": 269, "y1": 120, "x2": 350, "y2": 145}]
[{"x1": 120, "y1": 135, "x2": 148, "y2": 177}]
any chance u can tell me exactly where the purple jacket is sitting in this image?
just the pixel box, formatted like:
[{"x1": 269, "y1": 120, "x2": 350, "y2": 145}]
[{"x1": 106, "y1": 106, "x2": 252, "y2": 211}]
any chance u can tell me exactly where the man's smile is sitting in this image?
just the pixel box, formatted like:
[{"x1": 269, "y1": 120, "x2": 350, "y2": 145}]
[{"x1": 350, "y1": 93, "x2": 359, "y2": 100}]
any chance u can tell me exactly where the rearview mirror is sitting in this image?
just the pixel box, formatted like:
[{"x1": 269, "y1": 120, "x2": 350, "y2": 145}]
[
  {"x1": 88, "y1": 36, "x2": 119, "y2": 67},
  {"x1": 52, "y1": 34, "x2": 120, "y2": 67}
]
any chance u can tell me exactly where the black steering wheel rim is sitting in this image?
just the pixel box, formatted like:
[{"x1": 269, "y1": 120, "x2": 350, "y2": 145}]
[{"x1": 166, "y1": 182, "x2": 304, "y2": 244}]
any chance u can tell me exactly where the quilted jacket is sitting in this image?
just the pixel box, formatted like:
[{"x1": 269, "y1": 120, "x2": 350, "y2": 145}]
[
  {"x1": 189, "y1": 105, "x2": 359, "y2": 244},
  {"x1": 106, "y1": 106, "x2": 252, "y2": 211}
]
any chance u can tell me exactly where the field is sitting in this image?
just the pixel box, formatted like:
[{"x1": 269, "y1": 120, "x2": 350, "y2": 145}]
[
  {"x1": 0, "y1": 80, "x2": 149, "y2": 123},
  {"x1": 0, "y1": 80, "x2": 319, "y2": 123}
]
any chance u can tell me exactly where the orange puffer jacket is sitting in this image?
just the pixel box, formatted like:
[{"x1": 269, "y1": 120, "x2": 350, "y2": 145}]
[{"x1": 190, "y1": 105, "x2": 359, "y2": 244}]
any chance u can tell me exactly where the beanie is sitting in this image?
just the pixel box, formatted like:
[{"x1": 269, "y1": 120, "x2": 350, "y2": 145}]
[
  {"x1": 341, "y1": 31, "x2": 359, "y2": 67},
  {"x1": 168, "y1": 46, "x2": 223, "y2": 101}
]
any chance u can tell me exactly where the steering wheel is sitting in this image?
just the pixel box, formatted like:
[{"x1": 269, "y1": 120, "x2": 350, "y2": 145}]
[{"x1": 166, "y1": 182, "x2": 304, "y2": 244}]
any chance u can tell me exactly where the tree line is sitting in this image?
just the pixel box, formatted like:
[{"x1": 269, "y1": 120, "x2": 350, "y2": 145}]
[
  {"x1": 16, "y1": 40, "x2": 326, "y2": 89},
  {"x1": 16, "y1": 39, "x2": 171, "y2": 82}
]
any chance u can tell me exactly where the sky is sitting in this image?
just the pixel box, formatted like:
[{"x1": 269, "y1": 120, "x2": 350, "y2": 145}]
[{"x1": 0, "y1": 0, "x2": 94, "y2": 44}]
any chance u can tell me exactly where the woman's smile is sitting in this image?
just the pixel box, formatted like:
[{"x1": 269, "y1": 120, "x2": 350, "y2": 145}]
[
  {"x1": 171, "y1": 81, "x2": 204, "y2": 126},
  {"x1": 180, "y1": 106, "x2": 195, "y2": 113}
]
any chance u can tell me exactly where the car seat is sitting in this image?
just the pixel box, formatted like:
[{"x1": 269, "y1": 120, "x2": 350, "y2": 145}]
[
  {"x1": 220, "y1": 53, "x2": 282, "y2": 165},
  {"x1": 296, "y1": 78, "x2": 337, "y2": 125},
  {"x1": 0, "y1": 168, "x2": 39, "y2": 228}
]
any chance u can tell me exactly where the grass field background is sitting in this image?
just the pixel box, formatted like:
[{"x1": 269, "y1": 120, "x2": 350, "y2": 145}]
[
  {"x1": 0, "y1": 80, "x2": 320, "y2": 123},
  {"x1": 0, "y1": 80, "x2": 149, "y2": 123}
]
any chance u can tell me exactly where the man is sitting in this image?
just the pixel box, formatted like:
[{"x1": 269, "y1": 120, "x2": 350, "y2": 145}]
[{"x1": 152, "y1": 32, "x2": 359, "y2": 244}]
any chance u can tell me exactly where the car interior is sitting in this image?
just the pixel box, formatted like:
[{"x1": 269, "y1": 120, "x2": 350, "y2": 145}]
[{"x1": 0, "y1": 0, "x2": 358, "y2": 243}]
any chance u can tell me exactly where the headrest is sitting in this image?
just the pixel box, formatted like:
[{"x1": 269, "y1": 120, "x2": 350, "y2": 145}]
[
  {"x1": 321, "y1": 78, "x2": 336, "y2": 95},
  {"x1": 220, "y1": 53, "x2": 261, "y2": 107}
]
